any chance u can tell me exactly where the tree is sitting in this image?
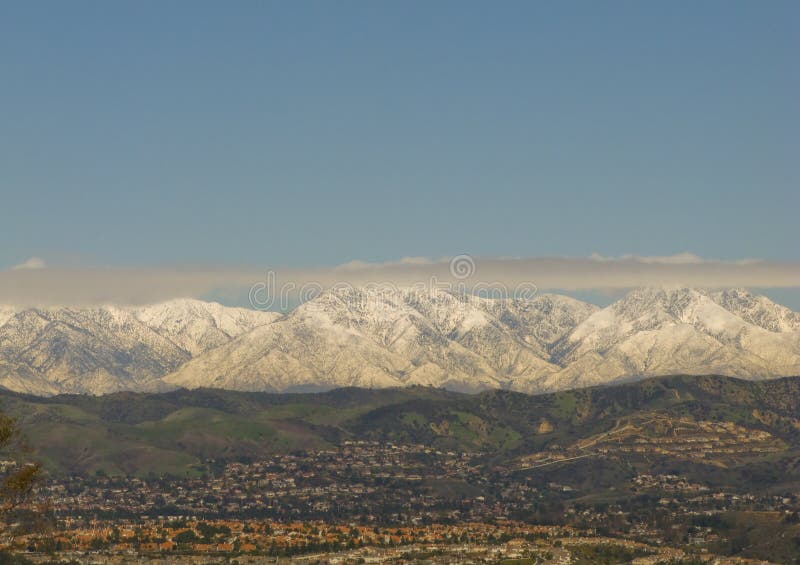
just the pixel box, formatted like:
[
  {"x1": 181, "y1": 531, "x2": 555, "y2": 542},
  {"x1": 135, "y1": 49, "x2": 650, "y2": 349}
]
[
  {"x1": 0, "y1": 413, "x2": 41, "y2": 516},
  {"x1": 173, "y1": 530, "x2": 199, "y2": 545}
]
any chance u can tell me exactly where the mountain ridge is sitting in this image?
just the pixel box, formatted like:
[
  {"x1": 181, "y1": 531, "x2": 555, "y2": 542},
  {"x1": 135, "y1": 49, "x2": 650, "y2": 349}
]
[{"x1": 0, "y1": 287, "x2": 798, "y2": 396}]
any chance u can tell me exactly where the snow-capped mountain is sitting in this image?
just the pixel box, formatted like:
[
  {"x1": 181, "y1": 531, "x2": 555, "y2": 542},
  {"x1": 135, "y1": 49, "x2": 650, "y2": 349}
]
[
  {"x1": 0, "y1": 288, "x2": 798, "y2": 396},
  {"x1": 134, "y1": 298, "x2": 280, "y2": 355},
  {"x1": 541, "y1": 287, "x2": 800, "y2": 391},
  {"x1": 710, "y1": 288, "x2": 800, "y2": 333},
  {"x1": 164, "y1": 288, "x2": 594, "y2": 393},
  {"x1": 0, "y1": 306, "x2": 190, "y2": 395},
  {"x1": 0, "y1": 300, "x2": 277, "y2": 395}
]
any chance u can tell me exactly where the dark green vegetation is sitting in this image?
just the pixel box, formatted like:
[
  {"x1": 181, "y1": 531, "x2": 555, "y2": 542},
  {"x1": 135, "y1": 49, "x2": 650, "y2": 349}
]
[
  {"x1": 1, "y1": 374, "x2": 799, "y2": 486},
  {"x1": 568, "y1": 543, "x2": 652, "y2": 564}
]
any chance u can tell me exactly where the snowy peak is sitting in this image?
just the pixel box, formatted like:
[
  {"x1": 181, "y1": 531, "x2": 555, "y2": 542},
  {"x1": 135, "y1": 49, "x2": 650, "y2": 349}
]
[
  {"x1": 0, "y1": 299, "x2": 279, "y2": 395},
  {"x1": 711, "y1": 288, "x2": 800, "y2": 333},
  {"x1": 165, "y1": 287, "x2": 600, "y2": 394},
  {"x1": 480, "y1": 294, "x2": 599, "y2": 353},
  {"x1": 544, "y1": 287, "x2": 800, "y2": 392},
  {"x1": 134, "y1": 298, "x2": 280, "y2": 355},
  {"x1": 0, "y1": 305, "x2": 191, "y2": 395},
  {"x1": 0, "y1": 306, "x2": 16, "y2": 328},
  {"x1": 562, "y1": 287, "x2": 749, "y2": 350},
  {"x1": 0, "y1": 288, "x2": 798, "y2": 396}
]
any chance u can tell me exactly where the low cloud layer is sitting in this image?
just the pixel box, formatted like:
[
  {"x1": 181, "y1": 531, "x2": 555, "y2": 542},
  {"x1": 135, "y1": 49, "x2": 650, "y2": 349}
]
[{"x1": 1, "y1": 254, "x2": 799, "y2": 308}]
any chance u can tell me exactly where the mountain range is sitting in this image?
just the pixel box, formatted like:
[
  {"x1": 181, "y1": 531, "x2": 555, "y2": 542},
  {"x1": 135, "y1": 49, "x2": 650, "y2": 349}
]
[{"x1": 0, "y1": 287, "x2": 798, "y2": 396}]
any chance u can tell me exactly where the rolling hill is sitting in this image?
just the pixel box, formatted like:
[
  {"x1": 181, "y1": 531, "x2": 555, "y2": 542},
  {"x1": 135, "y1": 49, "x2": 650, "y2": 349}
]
[{"x1": 4, "y1": 374, "x2": 800, "y2": 491}]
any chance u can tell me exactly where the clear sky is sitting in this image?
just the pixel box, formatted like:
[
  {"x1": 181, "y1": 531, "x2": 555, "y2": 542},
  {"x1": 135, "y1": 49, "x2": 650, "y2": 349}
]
[{"x1": 1, "y1": 1, "x2": 798, "y2": 270}]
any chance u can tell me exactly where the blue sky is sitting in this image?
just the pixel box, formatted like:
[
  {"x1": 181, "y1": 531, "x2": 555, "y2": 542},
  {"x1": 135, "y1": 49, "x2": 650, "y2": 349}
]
[{"x1": 1, "y1": 1, "x2": 798, "y2": 270}]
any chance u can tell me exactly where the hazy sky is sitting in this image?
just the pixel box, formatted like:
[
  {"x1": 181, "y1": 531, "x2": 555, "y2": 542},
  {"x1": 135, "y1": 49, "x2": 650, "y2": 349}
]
[{"x1": 1, "y1": 1, "x2": 798, "y2": 270}]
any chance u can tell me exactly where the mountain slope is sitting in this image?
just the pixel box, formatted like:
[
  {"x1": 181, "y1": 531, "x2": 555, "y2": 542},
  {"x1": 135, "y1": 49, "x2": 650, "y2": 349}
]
[
  {"x1": 0, "y1": 288, "x2": 797, "y2": 396},
  {"x1": 711, "y1": 288, "x2": 800, "y2": 333},
  {"x1": 164, "y1": 288, "x2": 597, "y2": 393},
  {"x1": 133, "y1": 298, "x2": 279, "y2": 355},
  {"x1": 0, "y1": 299, "x2": 279, "y2": 395},
  {"x1": 542, "y1": 288, "x2": 800, "y2": 391},
  {"x1": 0, "y1": 306, "x2": 190, "y2": 395}
]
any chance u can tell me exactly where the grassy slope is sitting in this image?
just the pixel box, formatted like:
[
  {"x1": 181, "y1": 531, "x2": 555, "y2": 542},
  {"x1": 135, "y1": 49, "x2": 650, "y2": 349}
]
[{"x1": 1, "y1": 375, "x2": 800, "y2": 479}]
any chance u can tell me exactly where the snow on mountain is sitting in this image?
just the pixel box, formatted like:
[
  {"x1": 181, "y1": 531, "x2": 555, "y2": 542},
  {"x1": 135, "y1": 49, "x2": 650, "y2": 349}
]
[
  {"x1": 302, "y1": 288, "x2": 504, "y2": 391},
  {"x1": 478, "y1": 294, "x2": 599, "y2": 358},
  {"x1": 163, "y1": 295, "x2": 409, "y2": 393},
  {"x1": 0, "y1": 298, "x2": 284, "y2": 395},
  {"x1": 539, "y1": 288, "x2": 800, "y2": 392},
  {"x1": 711, "y1": 288, "x2": 800, "y2": 333},
  {"x1": 0, "y1": 289, "x2": 798, "y2": 396},
  {"x1": 0, "y1": 306, "x2": 15, "y2": 328},
  {"x1": 134, "y1": 298, "x2": 279, "y2": 355},
  {"x1": 0, "y1": 306, "x2": 191, "y2": 395},
  {"x1": 164, "y1": 287, "x2": 596, "y2": 393}
]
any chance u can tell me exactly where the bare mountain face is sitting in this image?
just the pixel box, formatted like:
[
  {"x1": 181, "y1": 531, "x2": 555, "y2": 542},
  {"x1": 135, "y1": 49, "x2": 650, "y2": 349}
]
[{"x1": 0, "y1": 288, "x2": 798, "y2": 396}]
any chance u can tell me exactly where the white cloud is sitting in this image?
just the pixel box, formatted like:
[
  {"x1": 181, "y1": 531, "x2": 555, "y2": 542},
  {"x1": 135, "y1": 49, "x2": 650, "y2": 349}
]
[
  {"x1": 10, "y1": 257, "x2": 47, "y2": 270},
  {"x1": 588, "y1": 252, "x2": 759, "y2": 265},
  {"x1": 589, "y1": 252, "x2": 706, "y2": 264}
]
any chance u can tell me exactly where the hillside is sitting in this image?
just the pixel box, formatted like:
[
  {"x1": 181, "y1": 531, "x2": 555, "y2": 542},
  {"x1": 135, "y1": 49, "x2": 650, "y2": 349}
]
[{"x1": 4, "y1": 374, "x2": 800, "y2": 492}]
